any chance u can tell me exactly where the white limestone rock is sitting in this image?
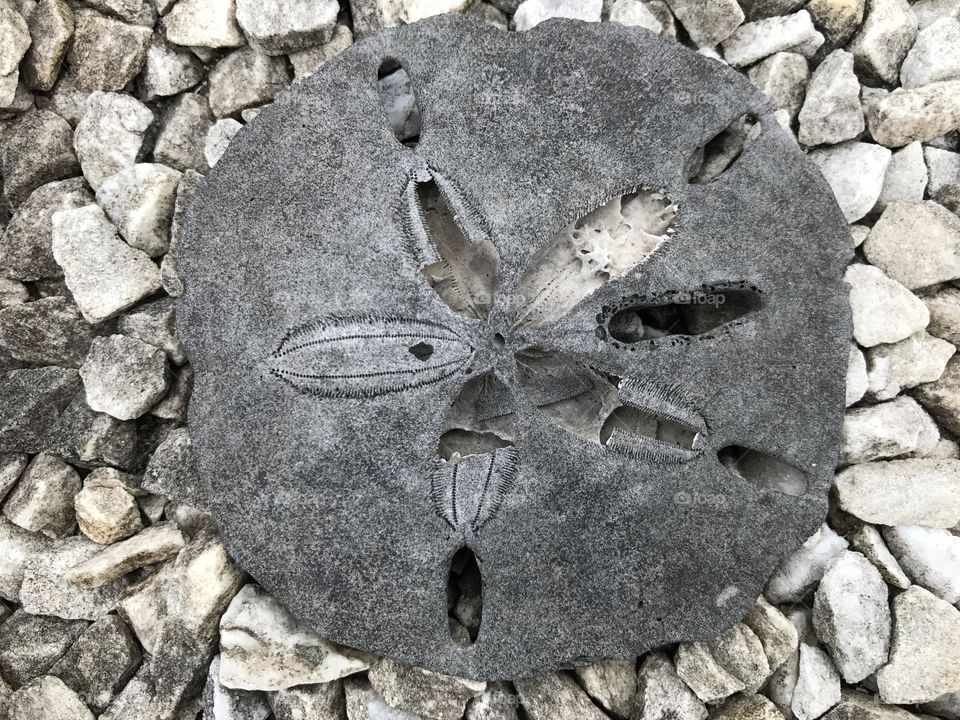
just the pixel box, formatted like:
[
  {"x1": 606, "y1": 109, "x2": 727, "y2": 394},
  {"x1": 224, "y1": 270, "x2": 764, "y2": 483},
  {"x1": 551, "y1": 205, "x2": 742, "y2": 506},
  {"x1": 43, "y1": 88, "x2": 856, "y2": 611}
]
[
  {"x1": 866, "y1": 331, "x2": 955, "y2": 401},
  {"x1": 721, "y1": 10, "x2": 824, "y2": 68},
  {"x1": 900, "y1": 17, "x2": 960, "y2": 89},
  {"x1": 924, "y1": 146, "x2": 960, "y2": 203},
  {"x1": 65, "y1": 9, "x2": 151, "y2": 93},
  {"x1": 844, "y1": 264, "x2": 930, "y2": 347},
  {"x1": 205, "y1": 119, "x2": 243, "y2": 168},
  {"x1": 7, "y1": 676, "x2": 94, "y2": 720},
  {"x1": 73, "y1": 91, "x2": 154, "y2": 191},
  {"x1": 876, "y1": 586, "x2": 960, "y2": 703},
  {"x1": 203, "y1": 655, "x2": 271, "y2": 720},
  {"x1": 849, "y1": 0, "x2": 918, "y2": 84},
  {"x1": 798, "y1": 50, "x2": 863, "y2": 147},
  {"x1": 80, "y1": 335, "x2": 169, "y2": 421},
  {"x1": 883, "y1": 525, "x2": 960, "y2": 604},
  {"x1": 635, "y1": 651, "x2": 707, "y2": 720},
  {"x1": 841, "y1": 396, "x2": 939, "y2": 465},
  {"x1": 138, "y1": 36, "x2": 204, "y2": 102},
  {"x1": 846, "y1": 344, "x2": 868, "y2": 406},
  {"x1": 742, "y1": 595, "x2": 799, "y2": 672},
  {"x1": 807, "y1": 0, "x2": 866, "y2": 46},
  {"x1": 809, "y1": 142, "x2": 891, "y2": 223},
  {"x1": 2, "y1": 452, "x2": 79, "y2": 539},
  {"x1": 792, "y1": 644, "x2": 842, "y2": 720},
  {"x1": 219, "y1": 583, "x2": 370, "y2": 691},
  {"x1": 164, "y1": 0, "x2": 245, "y2": 48},
  {"x1": 513, "y1": 672, "x2": 607, "y2": 720},
  {"x1": 0, "y1": 516, "x2": 50, "y2": 602},
  {"x1": 925, "y1": 287, "x2": 960, "y2": 345},
  {"x1": 916, "y1": 355, "x2": 960, "y2": 436},
  {"x1": 235, "y1": 0, "x2": 339, "y2": 55},
  {"x1": 20, "y1": 0, "x2": 73, "y2": 93},
  {"x1": 573, "y1": 660, "x2": 636, "y2": 719},
  {"x1": 713, "y1": 695, "x2": 784, "y2": 720},
  {"x1": 288, "y1": 23, "x2": 353, "y2": 80},
  {"x1": 75, "y1": 477, "x2": 142, "y2": 544},
  {"x1": 344, "y1": 676, "x2": 430, "y2": 720},
  {"x1": 874, "y1": 141, "x2": 928, "y2": 213},
  {"x1": 868, "y1": 81, "x2": 960, "y2": 147},
  {"x1": 609, "y1": 0, "x2": 664, "y2": 34},
  {"x1": 823, "y1": 691, "x2": 924, "y2": 720},
  {"x1": 849, "y1": 524, "x2": 912, "y2": 589},
  {"x1": 765, "y1": 524, "x2": 849, "y2": 604},
  {"x1": 513, "y1": 0, "x2": 602, "y2": 31},
  {"x1": 673, "y1": 641, "x2": 745, "y2": 703},
  {"x1": 0, "y1": 0, "x2": 31, "y2": 82},
  {"x1": 208, "y1": 47, "x2": 291, "y2": 118},
  {"x1": 96, "y1": 163, "x2": 182, "y2": 258},
  {"x1": 662, "y1": 0, "x2": 743, "y2": 47},
  {"x1": 708, "y1": 622, "x2": 771, "y2": 694},
  {"x1": 65, "y1": 522, "x2": 186, "y2": 588},
  {"x1": 748, "y1": 52, "x2": 809, "y2": 120}
]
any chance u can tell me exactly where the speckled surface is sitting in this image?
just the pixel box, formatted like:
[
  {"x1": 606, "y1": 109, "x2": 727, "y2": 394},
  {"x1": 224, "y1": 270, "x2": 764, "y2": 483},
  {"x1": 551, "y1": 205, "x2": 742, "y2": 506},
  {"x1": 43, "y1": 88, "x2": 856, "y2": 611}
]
[{"x1": 178, "y1": 15, "x2": 852, "y2": 679}]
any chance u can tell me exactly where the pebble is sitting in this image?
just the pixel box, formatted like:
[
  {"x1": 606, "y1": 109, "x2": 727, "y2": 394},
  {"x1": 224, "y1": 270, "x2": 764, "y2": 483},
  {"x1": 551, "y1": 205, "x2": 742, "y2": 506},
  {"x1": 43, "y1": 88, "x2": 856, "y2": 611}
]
[
  {"x1": 2, "y1": 452, "x2": 80, "y2": 538},
  {"x1": 0, "y1": 276, "x2": 29, "y2": 306},
  {"x1": 573, "y1": 660, "x2": 637, "y2": 718},
  {"x1": 0, "y1": 0, "x2": 28, "y2": 105},
  {"x1": 66, "y1": 9, "x2": 151, "y2": 92},
  {"x1": 635, "y1": 651, "x2": 706, "y2": 720},
  {"x1": 21, "y1": 0, "x2": 74, "y2": 92},
  {"x1": 865, "y1": 200, "x2": 960, "y2": 289},
  {"x1": 883, "y1": 525, "x2": 960, "y2": 604},
  {"x1": 219, "y1": 583, "x2": 369, "y2": 691},
  {"x1": 807, "y1": 0, "x2": 866, "y2": 46},
  {"x1": 0, "y1": 610, "x2": 89, "y2": 686},
  {"x1": 876, "y1": 586, "x2": 960, "y2": 703},
  {"x1": 208, "y1": 47, "x2": 291, "y2": 118},
  {"x1": 75, "y1": 477, "x2": 142, "y2": 544},
  {"x1": 96, "y1": 163, "x2": 182, "y2": 257},
  {"x1": 608, "y1": 0, "x2": 664, "y2": 34},
  {"x1": 48, "y1": 393, "x2": 137, "y2": 470},
  {"x1": 235, "y1": 0, "x2": 339, "y2": 54},
  {"x1": 138, "y1": 36, "x2": 204, "y2": 101},
  {"x1": 142, "y1": 426, "x2": 206, "y2": 509},
  {"x1": 721, "y1": 10, "x2": 823, "y2": 68},
  {"x1": 713, "y1": 694, "x2": 784, "y2": 720},
  {"x1": 118, "y1": 297, "x2": 185, "y2": 364},
  {"x1": 289, "y1": 23, "x2": 353, "y2": 79},
  {"x1": 915, "y1": 355, "x2": 960, "y2": 435},
  {"x1": 765, "y1": 524, "x2": 849, "y2": 603},
  {"x1": 65, "y1": 522, "x2": 186, "y2": 588},
  {"x1": 840, "y1": 396, "x2": 939, "y2": 465},
  {"x1": 0, "y1": 110, "x2": 80, "y2": 206},
  {"x1": 512, "y1": 0, "x2": 602, "y2": 30},
  {"x1": 924, "y1": 146, "x2": 960, "y2": 207},
  {"x1": 900, "y1": 17, "x2": 960, "y2": 88},
  {"x1": 849, "y1": 524, "x2": 912, "y2": 589},
  {"x1": 813, "y1": 551, "x2": 891, "y2": 683},
  {"x1": 0, "y1": 177, "x2": 93, "y2": 282},
  {"x1": 849, "y1": 0, "x2": 918, "y2": 83},
  {"x1": 153, "y1": 93, "x2": 214, "y2": 172},
  {"x1": 48, "y1": 614, "x2": 141, "y2": 712},
  {"x1": 0, "y1": 296, "x2": 99, "y2": 367},
  {"x1": 19, "y1": 534, "x2": 130, "y2": 619},
  {"x1": 204, "y1": 655, "x2": 271, "y2": 720},
  {"x1": 0, "y1": 516, "x2": 50, "y2": 601},
  {"x1": 51, "y1": 205, "x2": 162, "y2": 323},
  {"x1": 809, "y1": 142, "x2": 891, "y2": 222},
  {"x1": 661, "y1": 0, "x2": 743, "y2": 47},
  {"x1": 73, "y1": 91, "x2": 154, "y2": 191},
  {"x1": 513, "y1": 672, "x2": 607, "y2": 720},
  {"x1": 116, "y1": 560, "x2": 174, "y2": 653},
  {"x1": 874, "y1": 142, "x2": 928, "y2": 213},
  {"x1": 844, "y1": 264, "x2": 930, "y2": 347},
  {"x1": 836, "y1": 459, "x2": 960, "y2": 528},
  {"x1": 6, "y1": 675, "x2": 94, "y2": 720},
  {"x1": 673, "y1": 641, "x2": 745, "y2": 702},
  {"x1": 748, "y1": 52, "x2": 809, "y2": 121},
  {"x1": 163, "y1": 0, "x2": 245, "y2": 48},
  {"x1": 866, "y1": 331, "x2": 955, "y2": 400},
  {"x1": 847, "y1": 344, "x2": 868, "y2": 406},
  {"x1": 205, "y1": 119, "x2": 243, "y2": 167},
  {"x1": 798, "y1": 50, "x2": 863, "y2": 147},
  {"x1": 792, "y1": 644, "x2": 842, "y2": 720},
  {"x1": 0, "y1": 366, "x2": 81, "y2": 453},
  {"x1": 742, "y1": 596, "x2": 799, "y2": 672},
  {"x1": 867, "y1": 81, "x2": 960, "y2": 147}
]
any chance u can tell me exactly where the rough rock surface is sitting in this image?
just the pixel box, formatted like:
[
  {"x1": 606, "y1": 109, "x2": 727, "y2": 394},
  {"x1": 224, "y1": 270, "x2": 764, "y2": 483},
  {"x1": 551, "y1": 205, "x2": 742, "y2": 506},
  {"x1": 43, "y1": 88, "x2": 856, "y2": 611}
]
[
  {"x1": 841, "y1": 396, "x2": 939, "y2": 465},
  {"x1": 73, "y1": 91, "x2": 154, "y2": 191},
  {"x1": 0, "y1": 610, "x2": 88, "y2": 686},
  {"x1": 765, "y1": 524, "x2": 849, "y2": 603},
  {"x1": 883, "y1": 524, "x2": 960, "y2": 603},
  {"x1": 792, "y1": 644, "x2": 842, "y2": 720},
  {"x1": 0, "y1": 110, "x2": 80, "y2": 206},
  {"x1": 513, "y1": 672, "x2": 607, "y2": 720},
  {"x1": 6, "y1": 675, "x2": 95, "y2": 720},
  {"x1": 866, "y1": 330, "x2": 954, "y2": 401},
  {"x1": 798, "y1": 50, "x2": 863, "y2": 147},
  {"x1": 66, "y1": 9, "x2": 152, "y2": 92},
  {"x1": 235, "y1": 0, "x2": 339, "y2": 54},
  {"x1": 2, "y1": 452, "x2": 81, "y2": 538},
  {"x1": 95, "y1": 163, "x2": 182, "y2": 258},
  {"x1": 845, "y1": 264, "x2": 930, "y2": 347},
  {"x1": 0, "y1": 296, "x2": 99, "y2": 367},
  {"x1": 79, "y1": 334, "x2": 169, "y2": 421},
  {"x1": 809, "y1": 142, "x2": 892, "y2": 222},
  {"x1": 867, "y1": 81, "x2": 960, "y2": 147},
  {"x1": 65, "y1": 522, "x2": 186, "y2": 588}
]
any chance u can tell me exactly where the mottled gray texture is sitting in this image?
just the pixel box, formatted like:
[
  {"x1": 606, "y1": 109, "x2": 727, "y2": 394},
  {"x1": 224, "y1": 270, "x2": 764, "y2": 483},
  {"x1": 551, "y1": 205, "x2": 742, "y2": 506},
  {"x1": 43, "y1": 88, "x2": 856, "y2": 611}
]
[{"x1": 179, "y1": 16, "x2": 851, "y2": 679}]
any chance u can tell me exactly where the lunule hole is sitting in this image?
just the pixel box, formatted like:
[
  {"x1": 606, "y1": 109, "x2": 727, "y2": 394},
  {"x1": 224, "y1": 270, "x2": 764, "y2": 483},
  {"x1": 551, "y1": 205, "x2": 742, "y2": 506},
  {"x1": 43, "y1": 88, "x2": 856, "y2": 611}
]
[
  {"x1": 448, "y1": 546, "x2": 482, "y2": 646},
  {"x1": 718, "y1": 445, "x2": 808, "y2": 497},
  {"x1": 608, "y1": 289, "x2": 762, "y2": 342},
  {"x1": 377, "y1": 58, "x2": 422, "y2": 147},
  {"x1": 684, "y1": 113, "x2": 760, "y2": 183}
]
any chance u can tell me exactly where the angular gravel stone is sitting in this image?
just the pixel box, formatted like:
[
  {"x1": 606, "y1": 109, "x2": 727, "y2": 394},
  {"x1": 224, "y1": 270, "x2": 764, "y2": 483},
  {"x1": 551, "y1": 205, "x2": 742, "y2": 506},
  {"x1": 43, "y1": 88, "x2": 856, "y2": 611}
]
[
  {"x1": 721, "y1": 10, "x2": 823, "y2": 67},
  {"x1": 635, "y1": 651, "x2": 707, "y2": 720},
  {"x1": 0, "y1": 297, "x2": 98, "y2": 366},
  {"x1": 826, "y1": 691, "x2": 926, "y2": 720},
  {"x1": 571, "y1": 661, "x2": 635, "y2": 719},
  {"x1": 115, "y1": 299, "x2": 184, "y2": 367},
  {"x1": 916, "y1": 355, "x2": 960, "y2": 435},
  {"x1": 288, "y1": 23, "x2": 353, "y2": 80},
  {"x1": 922, "y1": 693, "x2": 960, "y2": 720},
  {"x1": 21, "y1": 0, "x2": 74, "y2": 92},
  {"x1": 75, "y1": 479, "x2": 142, "y2": 544},
  {"x1": 0, "y1": 0, "x2": 29, "y2": 80},
  {"x1": 142, "y1": 426, "x2": 205, "y2": 507},
  {"x1": 874, "y1": 142, "x2": 928, "y2": 213},
  {"x1": 866, "y1": 331, "x2": 955, "y2": 400},
  {"x1": 798, "y1": 50, "x2": 863, "y2": 147},
  {"x1": 813, "y1": 551, "x2": 890, "y2": 683},
  {"x1": 0, "y1": 452, "x2": 27, "y2": 503},
  {"x1": 0, "y1": 516, "x2": 50, "y2": 602},
  {"x1": 608, "y1": 0, "x2": 663, "y2": 34},
  {"x1": 661, "y1": 0, "x2": 743, "y2": 47},
  {"x1": 807, "y1": 0, "x2": 866, "y2": 46},
  {"x1": 0, "y1": 277, "x2": 28, "y2": 307},
  {"x1": 208, "y1": 48, "x2": 291, "y2": 118},
  {"x1": 765, "y1": 524, "x2": 849, "y2": 604},
  {"x1": 924, "y1": 146, "x2": 960, "y2": 201},
  {"x1": 7, "y1": 675, "x2": 94, "y2": 720},
  {"x1": 2, "y1": 452, "x2": 80, "y2": 538},
  {"x1": 876, "y1": 586, "x2": 960, "y2": 703},
  {"x1": 513, "y1": 672, "x2": 607, "y2": 720},
  {"x1": 464, "y1": 682, "x2": 519, "y2": 720},
  {"x1": 49, "y1": 615, "x2": 141, "y2": 713},
  {"x1": 708, "y1": 623, "x2": 771, "y2": 694},
  {"x1": 65, "y1": 9, "x2": 151, "y2": 92},
  {"x1": 0, "y1": 177, "x2": 93, "y2": 282},
  {"x1": 849, "y1": 0, "x2": 918, "y2": 83},
  {"x1": 743, "y1": 596, "x2": 799, "y2": 672},
  {"x1": 153, "y1": 93, "x2": 214, "y2": 172},
  {"x1": 47, "y1": 393, "x2": 138, "y2": 470},
  {"x1": 96, "y1": 163, "x2": 182, "y2": 257},
  {"x1": 66, "y1": 522, "x2": 186, "y2": 588},
  {"x1": 116, "y1": 560, "x2": 174, "y2": 653},
  {"x1": 883, "y1": 525, "x2": 960, "y2": 603},
  {"x1": 0, "y1": 610, "x2": 88, "y2": 686},
  {"x1": 73, "y1": 92, "x2": 154, "y2": 191},
  {"x1": 864, "y1": 200, "x2": 960, "y2": 290},
  {"x1": 792, "y1": 644, "x2": 842, "y2": 720},
  {"x1": 0, "y1": 110, "x2": 80, "y2": 206},
  {"x1": 0, "y1": 366, "x2": 81, "y2": 453},
  {"x1": 845, "y1": 264, "x2": 930, "y2": 347},
  {"x1": 748, "y1": 52, "x2": 809, "y2": 120},
  {"x1": 513, "y1": 0, "x2": 602, "y2": 31},
  {"x1": 164, "y1": 0, "x2": 246, "y2": 48},
  {"x1": 836, "y1": 459, "x2": 960, "y2": 528},
  {"x1": 344, "y1": 676, "x2": 427, "y2": 720},
  {"x1": 849, "y1": 524, "x2": 911, "y2": 589},
  {"x1": 846, "y1": 344, "x2": 868, "y2": 406},
  {"x1": 205, "y1": 119, "x2": 243, "y2": 168},
  {"x1": 219, "y1": 583, "x2": 369, "y2": 691},
  {"x1": 674, "y1": 642, "x2": 745, "y2": 702},
  {"x1": 713, "y1": 694, "x2": 784, "y2": 720},
  {"x1": 138, "y1": 35, "x2": 204, "y2": 101},
  {"x1": 901, "y1": 17, "x2": 960, "y2": 88},
  {"x1": 868, "y1": 81, "x2": 960, "y2": 147},
  {"x1": 19, "y1": 535, "x2": 130, "y2": 619},
  {"x1": 809, "y1": 142, "x2": 891, "y2": 222},
  {"x1": 235, "y1": 0, "x2": 338, "y2": 55},
  {"x1": 51, "y1": 205, "x2": 162, "y2": 323},
  {"x1": 841, "y1": 396, "x2": 939, "y2": 465},
  {"x1": 204, "y1": 655, "x2": 271, "y2": 720}
]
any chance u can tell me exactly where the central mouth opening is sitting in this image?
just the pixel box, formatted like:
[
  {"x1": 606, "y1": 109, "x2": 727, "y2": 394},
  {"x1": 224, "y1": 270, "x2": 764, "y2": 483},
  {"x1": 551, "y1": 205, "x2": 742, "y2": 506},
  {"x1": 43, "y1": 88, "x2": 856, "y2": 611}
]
[{"x1": 492, "y1": 332, "x2": 506, "y2": 348}]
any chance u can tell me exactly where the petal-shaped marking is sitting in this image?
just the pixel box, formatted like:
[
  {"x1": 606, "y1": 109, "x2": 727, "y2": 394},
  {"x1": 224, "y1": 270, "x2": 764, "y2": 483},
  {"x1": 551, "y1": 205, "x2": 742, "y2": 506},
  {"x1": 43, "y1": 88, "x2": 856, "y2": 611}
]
[
  {"x1": 270, "y1": 315, "x2": 473, "y2": 398},
  {"x1": 431, "y1": 447, "x2": 519, "y2": 532}
]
